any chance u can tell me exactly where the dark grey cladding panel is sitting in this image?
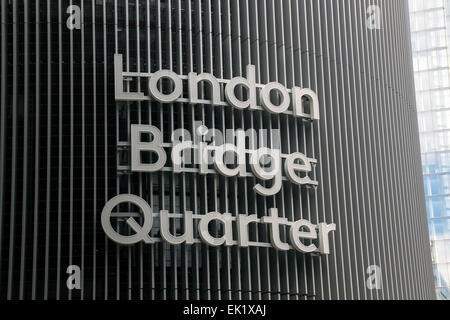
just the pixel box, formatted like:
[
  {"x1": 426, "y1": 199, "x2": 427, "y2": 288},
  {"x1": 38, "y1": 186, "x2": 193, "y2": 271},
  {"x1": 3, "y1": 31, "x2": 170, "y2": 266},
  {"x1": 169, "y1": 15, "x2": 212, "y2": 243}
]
[{"x1": 0, "y1": 0, "x2": 435, "y2": 300}]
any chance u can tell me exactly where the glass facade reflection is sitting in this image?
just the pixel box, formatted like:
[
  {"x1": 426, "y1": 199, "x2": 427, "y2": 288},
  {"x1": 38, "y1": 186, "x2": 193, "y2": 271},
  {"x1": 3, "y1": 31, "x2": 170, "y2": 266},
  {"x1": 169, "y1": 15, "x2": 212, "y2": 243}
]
[{"x1": 410, "y1": 0, "x2": 450, "y2": 300}]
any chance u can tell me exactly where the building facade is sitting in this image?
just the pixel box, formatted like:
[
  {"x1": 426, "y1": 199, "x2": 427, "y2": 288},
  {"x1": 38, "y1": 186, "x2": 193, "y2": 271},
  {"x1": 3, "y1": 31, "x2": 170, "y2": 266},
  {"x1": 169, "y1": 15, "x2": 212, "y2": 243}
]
[
  {"x1": 409, "y1": 0, "x2": 450, "y2": 300},
  {"x1": 0, "y1": 0, "x2": 435, "y2": 300}
]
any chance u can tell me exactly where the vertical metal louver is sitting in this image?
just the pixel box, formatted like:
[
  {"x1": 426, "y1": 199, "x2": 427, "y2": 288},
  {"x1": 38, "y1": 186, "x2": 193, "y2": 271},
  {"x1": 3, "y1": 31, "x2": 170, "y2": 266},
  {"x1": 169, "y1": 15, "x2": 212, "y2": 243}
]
[{"x1": 0, "y1": 0, "x2": 435, "y2": 300}]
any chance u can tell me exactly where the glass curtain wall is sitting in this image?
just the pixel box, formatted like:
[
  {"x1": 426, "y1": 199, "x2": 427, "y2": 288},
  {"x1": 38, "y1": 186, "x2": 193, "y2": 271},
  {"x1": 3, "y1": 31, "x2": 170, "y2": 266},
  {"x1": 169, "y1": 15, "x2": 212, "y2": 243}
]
[{"x1": 410, "y1": 0, "x2": 450, "y2": 300}]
